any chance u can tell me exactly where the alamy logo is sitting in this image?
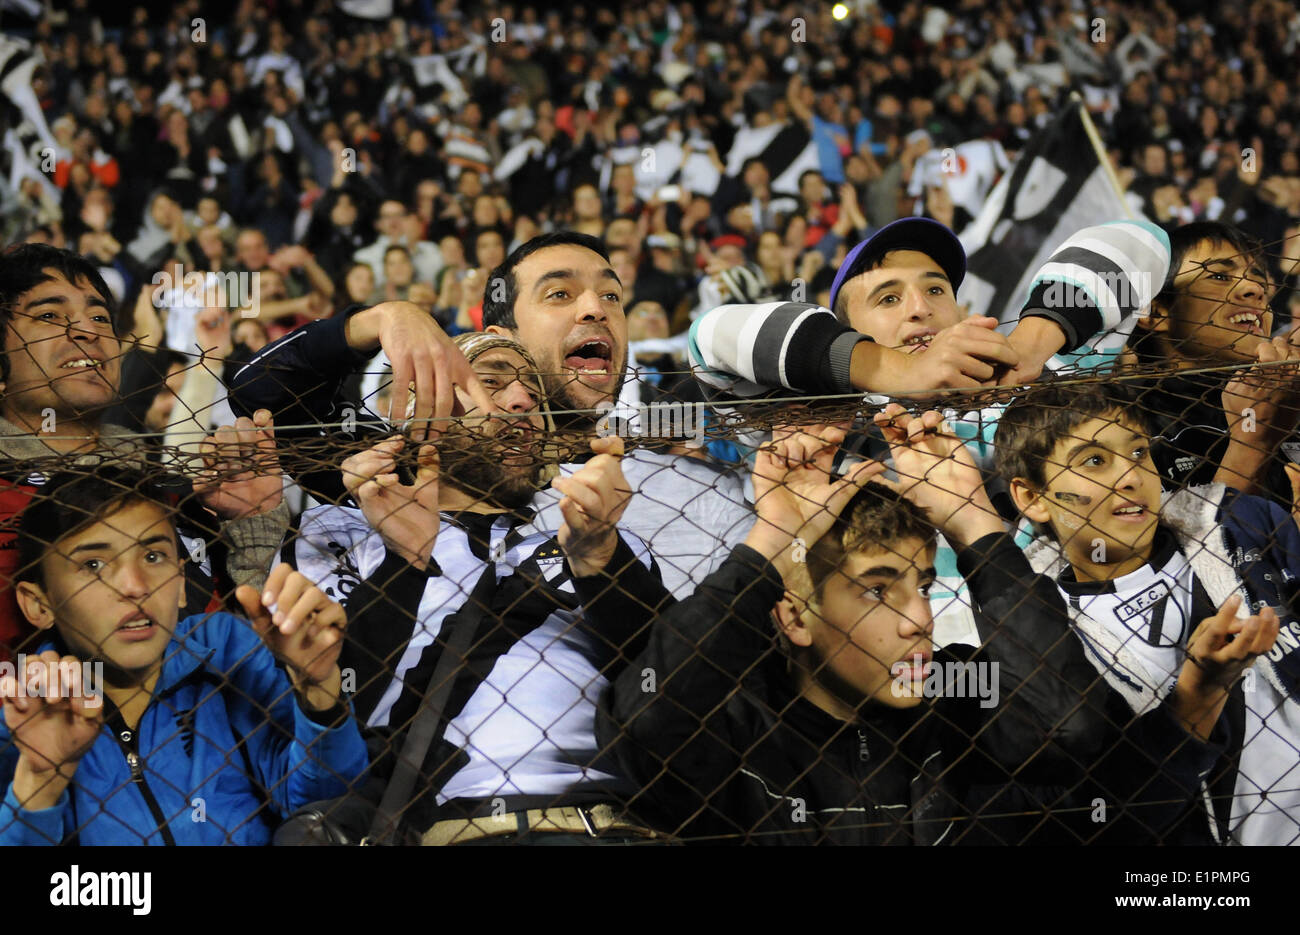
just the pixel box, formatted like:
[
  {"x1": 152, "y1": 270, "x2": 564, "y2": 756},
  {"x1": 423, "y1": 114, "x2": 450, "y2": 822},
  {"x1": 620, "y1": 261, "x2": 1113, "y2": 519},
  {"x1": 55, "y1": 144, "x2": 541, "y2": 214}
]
[
  {"x1": 151, "y1": 269, "x2": 261, "y2": 314},
  {"x1": 594, "y1": 400, "x2": 707, "y2": 447},
  {"x1": 49, "y1": 865, "x2": 151, "y2": 915},
  {"x1": 890, "y1": 657, "x2": 1000, "y2": 709},
  {"x1": 1037, "y1": 271, "x2": 1154, "y2": 316},
  {"x1": 0, "y1": 655, "x2": 102, "y2": 706}
]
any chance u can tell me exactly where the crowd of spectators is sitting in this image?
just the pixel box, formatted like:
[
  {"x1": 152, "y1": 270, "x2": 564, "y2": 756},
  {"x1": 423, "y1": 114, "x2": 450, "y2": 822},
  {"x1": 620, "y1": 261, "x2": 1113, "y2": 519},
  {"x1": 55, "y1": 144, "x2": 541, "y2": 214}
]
[
  {"x1": 2, "y1": 0, "x2": 1300, "y2": 848},
  {"x1": 3, "y1": 0, "x2": 1298, "y2": 369}
]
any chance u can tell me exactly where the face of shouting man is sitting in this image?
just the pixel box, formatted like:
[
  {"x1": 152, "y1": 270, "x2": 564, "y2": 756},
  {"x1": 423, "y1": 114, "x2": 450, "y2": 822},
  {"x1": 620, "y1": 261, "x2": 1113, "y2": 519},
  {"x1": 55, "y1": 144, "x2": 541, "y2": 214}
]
[{"x1": 485, "y1": 239, "x2": 628, "y2": 428}]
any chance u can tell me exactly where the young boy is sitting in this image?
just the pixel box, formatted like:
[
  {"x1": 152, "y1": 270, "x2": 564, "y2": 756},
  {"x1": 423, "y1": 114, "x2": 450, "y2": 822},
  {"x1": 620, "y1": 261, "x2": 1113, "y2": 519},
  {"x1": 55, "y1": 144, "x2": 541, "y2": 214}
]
[
  {"x1": 594, "y1": 418, "x2": 1255, "y2": 844},
  {"x1": 1126, "y1": 220, "x2": 1300, "y2": 507},
  {"x1": 687, "y1": 218, "x2": 1171, "y2": 646},
  {"x1": 0, "y1": 466, "x2": 368, "y2": 845},
  {"x1": 997, "y1": 381, "x2": 1296, "y2": 845}
]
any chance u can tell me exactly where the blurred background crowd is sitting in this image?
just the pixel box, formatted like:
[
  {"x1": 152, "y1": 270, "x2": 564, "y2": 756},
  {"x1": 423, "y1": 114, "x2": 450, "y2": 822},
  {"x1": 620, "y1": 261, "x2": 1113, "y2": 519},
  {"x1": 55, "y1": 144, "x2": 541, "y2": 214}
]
[{"x1": 1, "y1": 0, "x2": 1298, "y2": 405}]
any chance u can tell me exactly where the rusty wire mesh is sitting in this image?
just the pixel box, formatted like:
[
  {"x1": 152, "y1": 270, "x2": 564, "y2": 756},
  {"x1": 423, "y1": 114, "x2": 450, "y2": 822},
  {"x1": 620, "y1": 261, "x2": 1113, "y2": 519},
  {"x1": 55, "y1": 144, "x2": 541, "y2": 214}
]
[{"x1": 1, "y1": 249, "x2": 1299, "y2": 847}]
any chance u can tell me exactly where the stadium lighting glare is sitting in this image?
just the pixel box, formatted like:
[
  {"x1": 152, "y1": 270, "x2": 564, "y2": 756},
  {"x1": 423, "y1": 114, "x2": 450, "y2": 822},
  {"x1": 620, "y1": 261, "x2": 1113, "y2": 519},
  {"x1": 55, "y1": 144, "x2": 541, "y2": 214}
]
[{"x1": 832, "y1": 3, "x2": 850, "y2": 19}]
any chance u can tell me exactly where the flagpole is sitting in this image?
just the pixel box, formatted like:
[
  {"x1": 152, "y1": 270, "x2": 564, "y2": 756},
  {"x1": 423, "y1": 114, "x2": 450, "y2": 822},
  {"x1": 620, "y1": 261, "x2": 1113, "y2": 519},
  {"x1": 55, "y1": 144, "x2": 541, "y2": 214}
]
[{"x1": 1070, "y1": 91, "x2": 1136, "y2": 219}]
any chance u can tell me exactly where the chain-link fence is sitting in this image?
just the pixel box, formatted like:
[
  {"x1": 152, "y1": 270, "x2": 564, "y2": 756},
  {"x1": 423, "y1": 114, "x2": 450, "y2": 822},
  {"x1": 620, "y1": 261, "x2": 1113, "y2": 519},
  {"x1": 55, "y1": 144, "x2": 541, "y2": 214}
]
[{"x1": 2, "y1": 241, "x2": 1300, "y2": 847}]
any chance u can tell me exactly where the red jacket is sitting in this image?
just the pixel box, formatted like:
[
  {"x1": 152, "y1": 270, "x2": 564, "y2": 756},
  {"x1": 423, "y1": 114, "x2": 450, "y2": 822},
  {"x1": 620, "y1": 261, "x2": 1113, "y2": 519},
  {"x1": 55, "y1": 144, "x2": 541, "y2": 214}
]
[{"x1": 54, "y1": 155, "x2": 120, "y2": 189}]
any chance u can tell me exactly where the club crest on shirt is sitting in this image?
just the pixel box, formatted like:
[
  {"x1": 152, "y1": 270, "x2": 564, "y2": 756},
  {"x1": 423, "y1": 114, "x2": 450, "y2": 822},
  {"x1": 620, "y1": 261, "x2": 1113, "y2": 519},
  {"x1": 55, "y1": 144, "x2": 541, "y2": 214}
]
[
  {"x1": 1114, "y1": 580, "x2": 1186, "y2": 647},
  {"x1": 533, "y1": 545, "x2": 566, "y2": 568},
  {"x1": 1114, "y1": 580, "x2": 1172, "y2": 622}
]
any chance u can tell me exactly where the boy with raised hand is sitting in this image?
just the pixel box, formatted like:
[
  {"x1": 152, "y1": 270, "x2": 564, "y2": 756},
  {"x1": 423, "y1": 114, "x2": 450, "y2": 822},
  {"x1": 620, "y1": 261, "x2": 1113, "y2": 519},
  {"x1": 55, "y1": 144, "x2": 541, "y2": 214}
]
[
  {"x1": 594, "y1": 415, "x2": 1228, "y2": 844},
  {"x1": 0, "y1": 466, "x2": 367, "y2": 845},
  {"x1": 996, "y1": 381, "x2": 1295, "y2": 845},
  {"x1": 1126, "y1": 220, "x2": 1300, "y2": 508}
]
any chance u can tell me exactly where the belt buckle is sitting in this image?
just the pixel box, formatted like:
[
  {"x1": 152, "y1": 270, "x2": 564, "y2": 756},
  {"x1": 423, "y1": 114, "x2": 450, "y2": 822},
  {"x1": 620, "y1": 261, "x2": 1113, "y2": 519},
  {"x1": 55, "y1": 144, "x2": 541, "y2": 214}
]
[{"x1": 574, "y1": 806, "x2": 599, "y2": 838}]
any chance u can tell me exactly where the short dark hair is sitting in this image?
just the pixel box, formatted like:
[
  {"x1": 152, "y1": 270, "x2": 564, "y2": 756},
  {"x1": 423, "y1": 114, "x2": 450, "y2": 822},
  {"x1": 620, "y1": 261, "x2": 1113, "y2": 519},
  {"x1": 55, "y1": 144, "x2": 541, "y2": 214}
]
[
  {"x1": 383, "y1": 244, "x2": 412, "y2": 262},
  {"x1": 1160, "y1": 221, "x2": 1266, "y2": 307},
  {"x1": 831, "y1": 290, "x2": 848, "y2": 321},
  {"x1": 995, "y1": 381, "x2": 1154, "y2": 491},
  {"x1": 1129, "y1": 221, "x2": 1267, "y2": 363},
  {"x1": 15, "y1": 466, "x2": 178, "y2": 588},
  {"x1": 482, "y1": 231, "x2": 610, "y2": 330},
  {"x1": 0, "y1": 243, "x2": 119, "y2": 383},
  {"x1": 805, "y1": 482, "x2": 937, "y2": 601}
]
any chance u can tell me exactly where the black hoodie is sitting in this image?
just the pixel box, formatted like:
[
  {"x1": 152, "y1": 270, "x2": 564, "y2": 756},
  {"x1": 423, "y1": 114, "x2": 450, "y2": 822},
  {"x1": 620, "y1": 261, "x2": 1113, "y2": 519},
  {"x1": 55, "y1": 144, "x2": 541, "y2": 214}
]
[{"x1": 596, "y1": 535, "x2": 1221, "y2": 845}]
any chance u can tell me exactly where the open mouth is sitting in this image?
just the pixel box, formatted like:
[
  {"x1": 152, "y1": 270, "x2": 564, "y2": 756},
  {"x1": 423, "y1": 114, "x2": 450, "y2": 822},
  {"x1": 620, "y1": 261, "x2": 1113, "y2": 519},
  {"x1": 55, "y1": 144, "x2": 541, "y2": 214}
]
[
  {"x1": 497, "y1": 427, "x2": 538, "y2": 459},
  {"x1": 901, "y1": 331, "x2": 935, "y2": 353},
  {"x1": 563, "y1": 338, "x2": 613, "y2": 375},
  {"x1": 116, "y1": 612, "x2": 158, "y2": 640},
  {"x1": 1225, "y1": 311, "x2": 1265, "y2": 334},
  {"x1": 60, "y1": 357, "x2": 103, "y2": 370},
  {"x1": 1110, "y1": 501, "x2": 1150, "y2": 521}
]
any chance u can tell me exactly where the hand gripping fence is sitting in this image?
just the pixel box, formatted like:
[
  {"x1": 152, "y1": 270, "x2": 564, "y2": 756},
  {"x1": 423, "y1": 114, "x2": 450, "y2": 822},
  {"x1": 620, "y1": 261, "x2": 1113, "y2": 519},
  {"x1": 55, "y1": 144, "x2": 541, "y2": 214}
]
[{"x1": 2, "y1": 301, "x2": 1299, "y2": 846}]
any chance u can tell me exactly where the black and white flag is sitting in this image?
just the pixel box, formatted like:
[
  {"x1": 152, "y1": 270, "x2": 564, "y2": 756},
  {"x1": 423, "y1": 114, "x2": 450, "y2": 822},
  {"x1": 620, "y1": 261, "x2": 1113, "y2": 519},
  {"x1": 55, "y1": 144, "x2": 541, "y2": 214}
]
[
  {"x1": 724, "y1": 120, "x2": 818, "y2": 196},
  {"x1": 958, "y1": 100, "x2": 1134, "y2": 347},
  {"x1": 0, "y1": 35, "x2": 57, "y2": 196}
]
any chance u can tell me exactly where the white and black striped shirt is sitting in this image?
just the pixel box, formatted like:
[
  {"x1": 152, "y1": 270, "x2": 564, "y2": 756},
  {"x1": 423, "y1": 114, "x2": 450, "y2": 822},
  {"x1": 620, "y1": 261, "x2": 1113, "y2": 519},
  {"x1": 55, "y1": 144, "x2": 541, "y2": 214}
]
[{"x1": 291, "y1": 502, "x2": 668, "y2": 806}]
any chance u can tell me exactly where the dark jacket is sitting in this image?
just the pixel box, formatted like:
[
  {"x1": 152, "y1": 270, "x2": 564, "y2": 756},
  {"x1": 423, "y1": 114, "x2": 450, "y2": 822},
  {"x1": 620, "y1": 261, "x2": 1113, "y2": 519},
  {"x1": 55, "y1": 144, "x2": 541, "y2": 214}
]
[
  {"x1": 230, "y1": 310, "x2": 675, "y2": 828},
  {"x1": 228, "y1": 308, "x2": 377, "y2": 504},
  {"x1": 333, "y1": 522, "x2": 670, "y2": 831},
  {"x1": 597, "y1": 534, "x2": 1221, "y2": 845},
  {"x1": 1137, "y1": 371, "x2": 1293, "y2": 508}
]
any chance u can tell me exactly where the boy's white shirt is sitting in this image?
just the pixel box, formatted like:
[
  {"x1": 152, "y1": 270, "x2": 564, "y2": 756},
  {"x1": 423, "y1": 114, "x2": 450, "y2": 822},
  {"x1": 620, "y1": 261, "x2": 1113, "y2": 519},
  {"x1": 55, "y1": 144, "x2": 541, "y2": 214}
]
[{"x1": 1023, "y1": 483, "x2": 1300, "y2": 846}]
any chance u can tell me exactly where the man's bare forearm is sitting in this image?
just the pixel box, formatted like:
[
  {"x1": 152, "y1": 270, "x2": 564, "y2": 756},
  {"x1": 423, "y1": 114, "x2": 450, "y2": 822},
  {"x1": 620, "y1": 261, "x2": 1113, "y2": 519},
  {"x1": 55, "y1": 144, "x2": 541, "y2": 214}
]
[{"x1": 849, "y1": 340, "x2": 910, "y2": 393}]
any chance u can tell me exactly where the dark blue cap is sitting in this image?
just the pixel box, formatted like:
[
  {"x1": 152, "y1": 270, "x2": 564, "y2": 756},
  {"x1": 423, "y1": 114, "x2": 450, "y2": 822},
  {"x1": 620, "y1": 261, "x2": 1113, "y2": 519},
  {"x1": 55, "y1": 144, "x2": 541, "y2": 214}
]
[{"x1": 828, "y1": 217, "x2": 966, "y2": 312}]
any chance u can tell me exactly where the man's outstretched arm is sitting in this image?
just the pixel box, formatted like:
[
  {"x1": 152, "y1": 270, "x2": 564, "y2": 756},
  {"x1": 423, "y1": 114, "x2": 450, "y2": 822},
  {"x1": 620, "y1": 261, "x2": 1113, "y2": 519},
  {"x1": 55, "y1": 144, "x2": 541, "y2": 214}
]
[
  {"x1": 229, "y1": 301, "x2": 494, "y2": 440},
  {"x1": 690, "y1": 301, "x2": 1018, "y2": 403}
]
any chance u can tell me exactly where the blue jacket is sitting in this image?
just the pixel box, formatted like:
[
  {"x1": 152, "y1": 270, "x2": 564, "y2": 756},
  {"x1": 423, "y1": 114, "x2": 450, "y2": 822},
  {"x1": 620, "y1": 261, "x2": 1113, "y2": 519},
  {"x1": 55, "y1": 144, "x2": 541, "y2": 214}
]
[{"x1": 0, "y1": 612, "x2": 369, "y2": 845}]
